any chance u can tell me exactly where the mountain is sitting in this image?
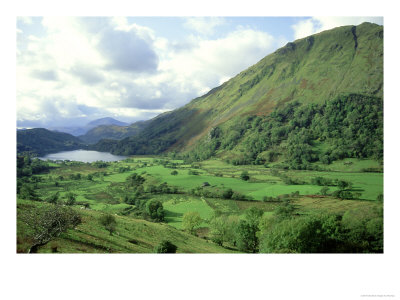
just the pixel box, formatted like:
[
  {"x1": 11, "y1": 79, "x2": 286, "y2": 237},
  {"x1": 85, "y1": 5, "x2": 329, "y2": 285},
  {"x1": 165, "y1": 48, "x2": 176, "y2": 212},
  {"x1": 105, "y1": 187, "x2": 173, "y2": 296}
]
[
  {"x1": 48, "y1": 126, "x2": 88, "y2": 136},
  {"x1": 50, "y1": 117, "x2": 130, "y2": 136},
  {"x1": 78, "y1": 120, "x2": 150, "y2": 144},
  {"x1": 17, "y1": 128, "x2": 86, "y2": 156},
  {"x1": 93, "y1": 22, "x2": 383, "y2": 165},
  {"x1": 86, "y1": 117, "x2": 129, "y2": 127}
]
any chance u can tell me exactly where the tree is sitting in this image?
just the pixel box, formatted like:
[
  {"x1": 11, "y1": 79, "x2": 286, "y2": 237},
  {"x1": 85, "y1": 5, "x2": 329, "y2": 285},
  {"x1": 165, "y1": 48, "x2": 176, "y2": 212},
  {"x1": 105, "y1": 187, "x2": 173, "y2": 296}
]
[
  {"x1": 244, "y1": 207, "x2": 264, "y2": 227},
  {"x1": 274, "y1": 201, "x2": 296, "y2": 219},
  {"x1": 154, "y1": 240, "x2": 177, "y2": 253},
  {"x1": 182, "y1": 211, "x2": 202, "y2": 235},
  {"x1": 222, "y1": 188, "x2": 233, "y2": 199},
  {"x1": 65, "y1": 192, "x2": 77, "y2": 206},
  {"x1": 337, "y1": 180, "x2": 352, "y2": 190},
  {"x1": 209, "y1": 215, "x2": 228, "y2": 246},
  {"x1": 259, "y1": 215, "x2": 341, "y2": 253},
  {"x1": 376, "y1": 194, "x2": 383, "y2": 202},
  {"x1": 146, "y1": 200, "x2": 165, "y2": 222},
  {"x1": 126, "y1": 173, "x2": 145, "y2": 187},
  {"x1": 19, "y1": 184, "x2": 41, "y2": 201},
  {"x1": 20, "y1": 205, "x2": 81, "y2": 253},
  {"x1": 99, "y1": 214, "x2": 117, "y2": 235},
  {"x1": 46, "y1": 192, "x2": 60, "y2": 204},
  {"x1": 234, "y1": 207, "x2": 264, "y2": 253},
  {"x1": 235, "y1": 220, "x2": 259, "y2": 253},
  {"x1": 320, "y1": 186, "x2": 330, "y2": 196},
  {"x1": 170, "y1": 170, "x2": 178, "y2": 176},
  {"x1": 240, "y1": 171, "x2": 250, "y2": 181}
]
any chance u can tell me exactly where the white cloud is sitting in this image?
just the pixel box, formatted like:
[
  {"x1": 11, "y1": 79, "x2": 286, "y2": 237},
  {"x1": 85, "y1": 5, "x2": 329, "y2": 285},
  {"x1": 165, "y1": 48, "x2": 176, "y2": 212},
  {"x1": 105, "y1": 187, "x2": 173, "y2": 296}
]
[
  {"x1": 17, "y1": 16, "x2": 33, "y2": 25},
  {"x1": 292, "y1": 19, "x2": 316, "y2": 40},
  {"x1": 292, "y1": 16, "x2": 383, "y2": 40},
  {"x1": 155, "y1": 28, "x2": 276, "y2": 102},
  {"x1": 184, "y1": 17, "x2": 226, "y2": 36},
  {"x1": 17, "y1": 17, "x2": 279, "y2": 127}
]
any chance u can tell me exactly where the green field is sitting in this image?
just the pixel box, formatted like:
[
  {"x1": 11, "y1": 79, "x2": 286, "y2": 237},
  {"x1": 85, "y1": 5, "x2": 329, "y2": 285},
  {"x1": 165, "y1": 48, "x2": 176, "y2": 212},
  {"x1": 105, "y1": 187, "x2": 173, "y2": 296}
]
[{"x1": 17, "y1": 155, "x2": 383, "y2": 253}]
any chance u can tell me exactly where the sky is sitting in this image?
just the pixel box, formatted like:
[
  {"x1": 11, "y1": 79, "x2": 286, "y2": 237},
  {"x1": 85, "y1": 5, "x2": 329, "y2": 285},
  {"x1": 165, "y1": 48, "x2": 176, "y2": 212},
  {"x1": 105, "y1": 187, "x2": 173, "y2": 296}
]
[{"x1": 16, "y1": 16, "x2": 383, "y2": 128}]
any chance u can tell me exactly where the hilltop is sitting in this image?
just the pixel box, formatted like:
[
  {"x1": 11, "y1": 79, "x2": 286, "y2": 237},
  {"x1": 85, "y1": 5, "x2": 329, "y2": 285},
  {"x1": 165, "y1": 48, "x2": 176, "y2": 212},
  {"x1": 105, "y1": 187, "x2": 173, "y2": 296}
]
[
  {"x1": 93, "y1": 22, "x2": 383, "y2": 166},
  {"x1": 17, "y1": 128, "x2": 86, "y2": 156},
  {"x1": 78, "y1": 120, "x2": 150, "y2": 144}
]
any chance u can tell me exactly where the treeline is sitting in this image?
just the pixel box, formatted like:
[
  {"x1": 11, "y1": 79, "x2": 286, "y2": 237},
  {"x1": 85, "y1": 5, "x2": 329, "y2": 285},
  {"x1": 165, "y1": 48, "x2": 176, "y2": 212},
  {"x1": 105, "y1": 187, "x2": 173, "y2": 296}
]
[
  {"x1": 208, "y1": 202, "x2": 383, "y2": 253},
  {"x1": 184, "y1": 94, "x2": 383, "y2": 167},
  {"x1": 17, "y1": 128, "x2": 85, "y2": 156},
  {"x1": 17, "y1": 155, "x2": 51, "y2": 178}
]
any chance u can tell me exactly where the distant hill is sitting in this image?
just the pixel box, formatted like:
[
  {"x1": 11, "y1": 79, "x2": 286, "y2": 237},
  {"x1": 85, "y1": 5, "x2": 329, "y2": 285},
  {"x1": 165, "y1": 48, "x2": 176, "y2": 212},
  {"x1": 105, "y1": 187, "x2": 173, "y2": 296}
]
[
  {"x1": 17, "y1": 128, "x2": 86, "y2": 156},
  {"x1": 78, "y1": 120, "x2": 150, "y2": 144},
  {"x1": 86, "y1": 117, "x2": 129, "y2": 127},
  {"x1": 49, "y1": 117, "x2": 130, "y2": 136},
  {"x1": 93, "y1": 22, "x2": 383, "y2": 166}
]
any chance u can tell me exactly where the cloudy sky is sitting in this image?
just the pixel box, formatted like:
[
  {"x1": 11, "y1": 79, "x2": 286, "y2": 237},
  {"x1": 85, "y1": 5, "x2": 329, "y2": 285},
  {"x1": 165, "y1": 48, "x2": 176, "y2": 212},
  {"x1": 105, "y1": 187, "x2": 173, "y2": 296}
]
[{"x1": 16, "y1": 16, "x2": 383, "y2": 128}]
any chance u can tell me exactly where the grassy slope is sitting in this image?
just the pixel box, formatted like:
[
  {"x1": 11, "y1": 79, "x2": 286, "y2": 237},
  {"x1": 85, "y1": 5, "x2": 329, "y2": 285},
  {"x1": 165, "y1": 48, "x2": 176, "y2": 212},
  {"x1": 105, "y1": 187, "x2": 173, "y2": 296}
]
[
  {"x1": 17, "y1": 199, "x2": 234, "y2": 253},
  {"x1": 101, "y1": 23, "x2": 382, "y2": 156}
]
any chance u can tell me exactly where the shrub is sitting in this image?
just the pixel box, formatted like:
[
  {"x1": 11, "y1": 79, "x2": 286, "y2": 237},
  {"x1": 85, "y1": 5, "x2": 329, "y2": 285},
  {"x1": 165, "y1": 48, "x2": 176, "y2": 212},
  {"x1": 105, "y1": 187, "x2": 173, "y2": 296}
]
[
  {"x1": 222, "y1": 188, "x2": 233, "y2": 199},
  {"x1": 99, "y1": 214, "x2": 117, "y2": 235},
  {"x1": 240, "y1": 171, "x2": 250, "y2": 181},
  {"x1": 182, "y1": 211, "x2": 202, "y2": 235},
  {"x1": 146, "y1": 200, "x2": 165, "y2": 222},
  {"x1": 65, "y1": 192, "x2": 77, "y2": 206},
  {"x1": 154, "y1": 240, "x2": 177, "y2": 253}
]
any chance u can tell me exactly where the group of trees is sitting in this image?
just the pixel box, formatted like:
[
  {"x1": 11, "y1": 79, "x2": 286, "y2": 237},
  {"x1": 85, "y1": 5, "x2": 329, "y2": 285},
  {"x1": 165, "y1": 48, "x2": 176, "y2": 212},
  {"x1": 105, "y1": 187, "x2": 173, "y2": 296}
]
[
  {"x1": 206, "y1": 199, "x2": 383, "y2": 253},
  {"x1": 185, "y1": 94, "x2": 382, "y2": 168},
  {"x1": 208, "y1": 207, "x2": 264, "y2": 252},
  {"x1": 259, "y1": 206, "x2": 383, "y2": 253},
  {"x1": 17, "y1": 155, "x2": 51, "y2": 178}
]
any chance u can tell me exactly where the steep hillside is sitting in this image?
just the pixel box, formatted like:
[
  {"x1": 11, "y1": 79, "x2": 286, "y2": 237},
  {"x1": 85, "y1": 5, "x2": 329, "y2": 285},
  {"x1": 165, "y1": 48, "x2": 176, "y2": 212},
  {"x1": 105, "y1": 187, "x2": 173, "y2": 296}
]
[
  {"x1": 93, "y1": 23, "x2": 383, "y2": 161},
  {"x1": 17, "y1": 128, "x2": 86, "y2": 156},
  {"x1": 79, "y1": 120, "x2": 149, "y2": 144}
]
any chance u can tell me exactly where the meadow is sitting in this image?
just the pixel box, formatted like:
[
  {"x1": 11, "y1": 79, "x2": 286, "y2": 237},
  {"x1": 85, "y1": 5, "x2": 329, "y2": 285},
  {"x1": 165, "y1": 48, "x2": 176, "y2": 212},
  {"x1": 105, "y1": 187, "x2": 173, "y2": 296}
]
[{"x1": 17, "y1": 155, "x2": 383, "y2": 253}]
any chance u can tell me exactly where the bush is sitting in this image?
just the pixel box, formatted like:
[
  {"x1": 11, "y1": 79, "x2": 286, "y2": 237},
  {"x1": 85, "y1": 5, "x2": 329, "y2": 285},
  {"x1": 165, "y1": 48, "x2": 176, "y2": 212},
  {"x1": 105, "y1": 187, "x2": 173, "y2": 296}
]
[
  {"x1": 146, "y1": 200, "x2": 165, "y2": 222},
  {"x1": 65, "y1": 192, "x2": 76, "y2": 206},
  {"x1": 240, "y1": 171, "x2": 250, "y2": 181},
  {"x1": 222, "y1": 188, "x2": 233, "y2": 199},
  {"x1": 154, "y1": 240, "x2": 177, "y2": 253},
  {"x1": 182, "y1": 211, "x2": 202, "y2": 235},
  {"x1": 99, "y1": 214, "x2": 117, "y2": 235}
]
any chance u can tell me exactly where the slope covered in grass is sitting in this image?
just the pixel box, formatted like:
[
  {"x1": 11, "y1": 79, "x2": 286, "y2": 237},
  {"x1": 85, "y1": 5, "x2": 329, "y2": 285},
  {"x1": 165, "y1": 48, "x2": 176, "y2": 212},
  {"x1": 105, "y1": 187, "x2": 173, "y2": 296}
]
[{"x1": 17, "y1": 199, "x2": 235, "y2": 253}]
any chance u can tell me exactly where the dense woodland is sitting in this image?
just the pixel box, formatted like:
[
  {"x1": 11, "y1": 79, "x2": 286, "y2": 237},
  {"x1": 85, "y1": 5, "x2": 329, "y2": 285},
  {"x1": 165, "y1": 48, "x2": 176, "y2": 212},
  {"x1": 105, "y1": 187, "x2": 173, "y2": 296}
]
[{"x1": 184, "y1": 93, "x2": 383, "y2": 167}]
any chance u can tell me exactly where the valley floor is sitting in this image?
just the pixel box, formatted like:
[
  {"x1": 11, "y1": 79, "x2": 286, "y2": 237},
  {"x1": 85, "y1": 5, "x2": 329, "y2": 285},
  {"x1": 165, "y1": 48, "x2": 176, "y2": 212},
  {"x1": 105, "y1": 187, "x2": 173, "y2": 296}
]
[{"x1": 17, "y1": 156, "x2": 383, "y2": 253}]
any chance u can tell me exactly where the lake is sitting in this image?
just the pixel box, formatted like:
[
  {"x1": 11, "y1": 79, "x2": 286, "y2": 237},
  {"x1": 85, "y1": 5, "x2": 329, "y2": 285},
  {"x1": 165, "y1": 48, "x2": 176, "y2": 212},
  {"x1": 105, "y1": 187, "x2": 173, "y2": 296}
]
[{"x1": 39, "y1": 149, "x2": 127, "y2": 163}]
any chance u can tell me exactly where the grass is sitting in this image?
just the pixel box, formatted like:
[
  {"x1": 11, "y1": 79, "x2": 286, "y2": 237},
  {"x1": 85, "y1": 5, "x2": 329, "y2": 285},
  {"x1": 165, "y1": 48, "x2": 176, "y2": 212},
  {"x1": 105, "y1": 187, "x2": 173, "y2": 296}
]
[
  {"x1": 17, "y1": 199, "x2": 235, "y2": 253},
  {"x1": 18, "y1": 155, "x2": 383, "y2": 253},
  {"x1": 162, "y1": 196, "x2": 214, "y2": 229}
]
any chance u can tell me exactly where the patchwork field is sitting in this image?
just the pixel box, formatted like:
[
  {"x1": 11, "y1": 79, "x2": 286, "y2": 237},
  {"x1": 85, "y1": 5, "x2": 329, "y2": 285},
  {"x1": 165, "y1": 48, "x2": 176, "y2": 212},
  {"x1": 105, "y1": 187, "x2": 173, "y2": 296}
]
[{"x1": 17, "y1": 155, "x2": 383, "y2": 253}]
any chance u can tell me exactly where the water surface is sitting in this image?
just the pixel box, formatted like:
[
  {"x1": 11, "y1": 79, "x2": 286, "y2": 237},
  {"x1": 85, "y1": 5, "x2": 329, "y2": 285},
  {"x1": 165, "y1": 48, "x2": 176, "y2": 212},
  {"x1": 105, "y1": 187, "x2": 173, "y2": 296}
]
[{"x1": 39, "y1": 149, "x2": 127, "y2": 163}]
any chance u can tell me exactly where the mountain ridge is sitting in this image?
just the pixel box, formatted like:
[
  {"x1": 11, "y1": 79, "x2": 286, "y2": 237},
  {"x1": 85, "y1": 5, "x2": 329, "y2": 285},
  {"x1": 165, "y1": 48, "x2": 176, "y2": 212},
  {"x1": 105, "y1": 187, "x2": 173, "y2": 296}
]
[
  {"x1": 93, "y1": 22, "x2": 382, "y2": 161},
  {"x1": 17, "y1": 128, "x2": 86, "y2": 156}
]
